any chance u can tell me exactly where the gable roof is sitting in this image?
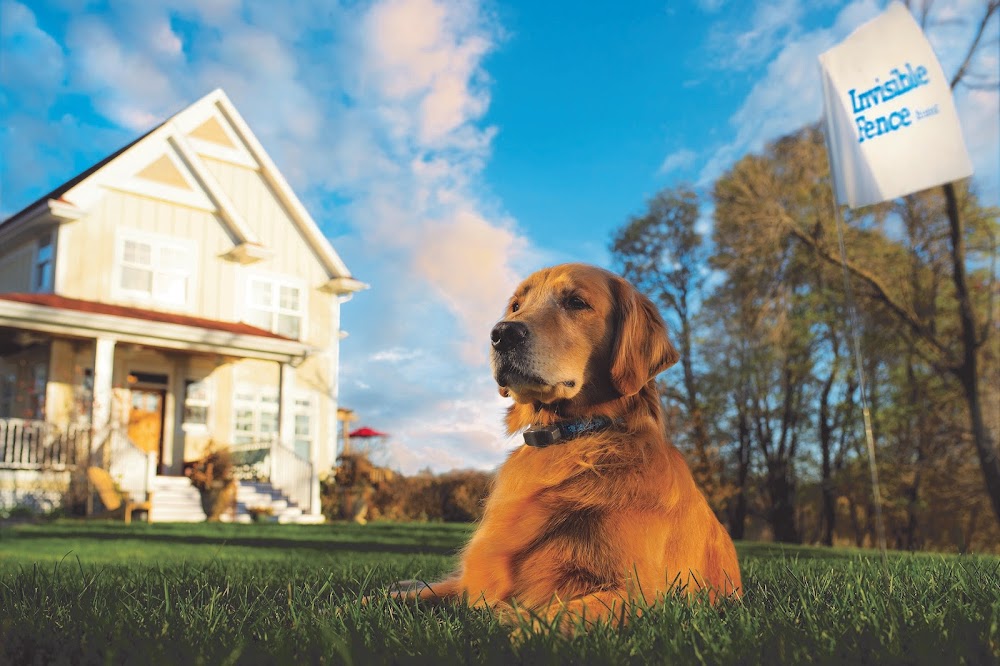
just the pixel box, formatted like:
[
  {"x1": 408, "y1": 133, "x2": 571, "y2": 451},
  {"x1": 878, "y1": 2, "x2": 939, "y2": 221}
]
[
  {"x1": 1, "y1": 89, "x2": 365, "y2": 293},
  {"x1": 0, "y1": 122, "x2": 165, "y2": 228}
]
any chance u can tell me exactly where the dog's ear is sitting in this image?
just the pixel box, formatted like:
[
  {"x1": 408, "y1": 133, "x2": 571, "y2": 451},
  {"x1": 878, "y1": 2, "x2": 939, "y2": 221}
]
[{"x1": 609, "y1": 276, "x2": 680, "y2": 397}]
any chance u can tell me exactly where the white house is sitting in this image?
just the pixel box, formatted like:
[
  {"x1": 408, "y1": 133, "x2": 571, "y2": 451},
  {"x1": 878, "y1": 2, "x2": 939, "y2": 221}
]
[{"x1": 0, "y1": 89, "x2": 365, "y2": 521}]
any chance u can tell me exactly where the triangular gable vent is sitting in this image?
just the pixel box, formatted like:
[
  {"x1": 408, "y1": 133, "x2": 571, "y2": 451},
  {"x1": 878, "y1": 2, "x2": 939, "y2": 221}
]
[
  {"x1": 189, "y1": 117, "x2": 238, "y2": 148},
  {"x1": 135, "y1": 155, "x2": 192, "y2": 190}
]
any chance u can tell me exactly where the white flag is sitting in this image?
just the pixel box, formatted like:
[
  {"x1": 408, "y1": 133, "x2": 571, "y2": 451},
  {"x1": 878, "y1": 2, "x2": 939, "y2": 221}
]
[{"x1": 818, "y1": 1, "x2": 973, "y2": 209}]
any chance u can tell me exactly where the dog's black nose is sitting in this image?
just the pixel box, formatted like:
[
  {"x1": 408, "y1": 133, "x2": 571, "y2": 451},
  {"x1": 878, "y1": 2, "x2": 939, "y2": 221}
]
[{"x1": 491, "y1": 321, "x2": 528, "y2": 352}]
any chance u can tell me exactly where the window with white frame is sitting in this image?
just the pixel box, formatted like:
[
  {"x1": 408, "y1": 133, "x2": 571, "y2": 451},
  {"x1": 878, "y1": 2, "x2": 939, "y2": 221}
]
[
  {"x1": 33, "y1": 233, "x2": 54, "y2": 292},
  {"x1": 232, "y1": 385, "x2": 279, "y2": 447},
  {"x1": 245, "y1": 276, "x2": 304, "y2": 339},
  {"x1": 117, "y1": 231, "x2": 195, "y2": 306},
  {"x1": 293, "y1": 394, "x2": 314, "y2": 460},
  {"x1": 182, "y1": 379, "x2": 210, "y2": 430}
]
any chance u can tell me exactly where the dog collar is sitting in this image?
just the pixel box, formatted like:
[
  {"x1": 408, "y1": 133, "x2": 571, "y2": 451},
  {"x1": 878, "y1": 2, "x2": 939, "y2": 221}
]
[{"x1": 523, "y1": 416, "x2": 619, "y2": 448}]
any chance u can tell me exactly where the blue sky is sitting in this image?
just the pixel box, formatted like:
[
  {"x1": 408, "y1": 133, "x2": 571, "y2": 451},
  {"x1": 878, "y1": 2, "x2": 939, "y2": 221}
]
[{"x1": 2, "y1": 0, "x2": 997, "y2": 473}]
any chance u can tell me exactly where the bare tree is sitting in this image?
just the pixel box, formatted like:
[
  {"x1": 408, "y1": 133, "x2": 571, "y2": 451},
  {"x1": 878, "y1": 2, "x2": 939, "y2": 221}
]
[{"x1": 611, "y1": 187, "x2": 725, "y2": 507}]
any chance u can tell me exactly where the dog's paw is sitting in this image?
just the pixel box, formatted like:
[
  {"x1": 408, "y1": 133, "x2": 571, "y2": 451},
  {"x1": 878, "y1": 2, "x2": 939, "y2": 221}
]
[{"x1": 388, "y1": 579, "x2": 431, "y2": 599}]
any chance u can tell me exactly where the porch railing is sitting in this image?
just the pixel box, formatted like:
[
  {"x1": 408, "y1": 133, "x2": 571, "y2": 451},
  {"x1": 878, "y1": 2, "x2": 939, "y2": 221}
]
[
  {"x1": 230, "y1": 440, "x2": 313, "y2": 513},
  {"x1": 0, "y1": 418, "x2": 90, "y2": 470}
]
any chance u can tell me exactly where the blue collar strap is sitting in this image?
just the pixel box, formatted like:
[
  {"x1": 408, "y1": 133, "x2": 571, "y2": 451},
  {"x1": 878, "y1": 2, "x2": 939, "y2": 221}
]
[{"x1": 523, "y1": 416, "x2": 619, "y2": 448}]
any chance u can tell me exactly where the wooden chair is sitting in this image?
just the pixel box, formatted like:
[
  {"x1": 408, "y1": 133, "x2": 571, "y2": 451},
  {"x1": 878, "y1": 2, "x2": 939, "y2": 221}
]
[{"x1": 87, "y1": 466, "x2": 153, "y2": 525}]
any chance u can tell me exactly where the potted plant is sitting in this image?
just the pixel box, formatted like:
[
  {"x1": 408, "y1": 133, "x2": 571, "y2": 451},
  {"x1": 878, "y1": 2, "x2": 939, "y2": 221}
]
[
  {"x1": 247, "y1": 505, "x2": 275, "y2": 522},
  {"x1": 185, "y1": 443, "x2": 237, "y2": 522}
]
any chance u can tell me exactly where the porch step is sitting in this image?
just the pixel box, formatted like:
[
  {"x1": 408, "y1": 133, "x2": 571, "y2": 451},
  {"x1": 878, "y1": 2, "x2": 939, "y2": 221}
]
[
  {"x1": 224, "y1": 480, "x2": 319, "y2": 524},
  {"x1": 149, "y1": 475, "x2": 206, "y2": 523},
  {"x1": 145, "y1": 477, "x2": 321, "y2": 524}
]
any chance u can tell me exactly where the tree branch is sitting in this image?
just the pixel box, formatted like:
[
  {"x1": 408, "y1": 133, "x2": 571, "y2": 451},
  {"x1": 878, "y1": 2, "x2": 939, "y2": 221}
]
[
  {"x1": 950, "y1": 0, "x2": 1000, "y2": 90},
  {"x1": 774, "y1": 208, "x2": 955, "y2": 361}
]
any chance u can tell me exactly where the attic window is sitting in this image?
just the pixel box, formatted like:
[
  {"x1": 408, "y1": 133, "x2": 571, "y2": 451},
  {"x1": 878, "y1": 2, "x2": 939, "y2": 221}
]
[{"x1": 115, "y1": 230, "x2": 195, "y2": 308}]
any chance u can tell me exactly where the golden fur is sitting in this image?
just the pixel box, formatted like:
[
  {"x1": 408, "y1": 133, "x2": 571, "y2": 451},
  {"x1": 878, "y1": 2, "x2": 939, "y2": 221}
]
[{"x1": 397, "y1": 263, "x2": 741, "y2": 630}]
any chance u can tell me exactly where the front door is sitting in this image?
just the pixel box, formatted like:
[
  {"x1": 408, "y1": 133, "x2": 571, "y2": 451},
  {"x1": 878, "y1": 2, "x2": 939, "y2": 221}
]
[{"x1": 128, "y1": 389, "x2": 165, "y2": 465}]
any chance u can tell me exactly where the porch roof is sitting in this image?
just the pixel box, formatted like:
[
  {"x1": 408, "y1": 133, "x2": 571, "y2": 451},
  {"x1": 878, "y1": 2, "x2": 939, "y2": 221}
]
[{"x1": 0, "y1": 293, "x2": 313, "y2": 363}]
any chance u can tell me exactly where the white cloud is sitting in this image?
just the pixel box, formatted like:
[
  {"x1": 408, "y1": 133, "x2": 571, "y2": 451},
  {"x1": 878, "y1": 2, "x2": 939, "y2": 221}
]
[
  {"x1": 369, "y1": 347, "x2": 424, "y2": 363},
  {"x1": 658, "y1": 148, "x2": 698, "y2": 175},
  {"x1": 376, "y1": 392, "x2": 519, "y2": 474},
  {"x1": 703, "y1": 0, "x2": 809, "y2": 72},
  {"x1": 0, "y1": 1, "x2": 64, "y2": 98},
  {"x1": 65, "y1": 16, "x2": 180, "y2": 130},
  {"x1": 325, "y1": 0, "x2": 533, "y2": 471},
  {"x1": 696, "y1": 0, "x2": 726, "y2": 13},
  {"x1": 413, "y1": 206, "x2": 526, "y2": 364},
  {"x1": 343, "y1": 0, "x2": 531, "y2": 365},
  {"x1": 359, "y1": 0, "x2": 495, "y2": 149},
  {"x1": 0, "y1": 2, "x2": 129, "y2": 218},
  {"x1": 151, "y1": 21, "x2": 183, "y2": 57},
  {"x1": 957, "y1": 86, "x2": 1000, "y2": 203},
  {"x1": 694, "y1": 0, "x2": 997, "y2": 197}
]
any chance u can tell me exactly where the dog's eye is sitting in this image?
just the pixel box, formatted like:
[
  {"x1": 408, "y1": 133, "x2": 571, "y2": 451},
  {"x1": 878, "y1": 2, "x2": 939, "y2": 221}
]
[
  {"x1": 566, "y1": 295, "x2": 589, "y2": 310},
  {"x1": 511, "y1": 301, "x2": 520, "y2": 313}
]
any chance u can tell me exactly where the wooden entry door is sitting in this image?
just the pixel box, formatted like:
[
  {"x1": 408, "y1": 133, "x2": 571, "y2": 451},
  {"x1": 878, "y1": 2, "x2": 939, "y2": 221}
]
[{"x1": 128, "y1": 389, "x2": 165, "y2": 460}]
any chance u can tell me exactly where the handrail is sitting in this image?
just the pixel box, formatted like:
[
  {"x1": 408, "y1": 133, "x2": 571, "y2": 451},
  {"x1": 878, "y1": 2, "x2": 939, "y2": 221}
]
[
  {"x1": 0, "y1": 418, "x2": 89, "y2": 470},
  {"x1": 269, "y1": 441, "x2": 313, "y2": 512},
  {"x1": 230, "y1": 439, "x2": 312, "y2": 512}
]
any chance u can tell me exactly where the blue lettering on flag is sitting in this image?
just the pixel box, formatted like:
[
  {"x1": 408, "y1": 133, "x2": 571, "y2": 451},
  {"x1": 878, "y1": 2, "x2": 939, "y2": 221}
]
[{"x1": 847, "y1": 62, "x2": 929, "y2": 143}]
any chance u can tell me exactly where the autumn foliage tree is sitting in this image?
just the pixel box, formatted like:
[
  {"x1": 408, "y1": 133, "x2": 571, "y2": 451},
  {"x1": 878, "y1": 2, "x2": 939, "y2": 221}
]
[{"x1": 611, "y1": 124, "x2": 999, "y2": 550}]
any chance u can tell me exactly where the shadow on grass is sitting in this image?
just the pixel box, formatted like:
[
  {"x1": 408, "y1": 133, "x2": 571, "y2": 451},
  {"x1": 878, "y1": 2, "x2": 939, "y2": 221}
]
[
  {"x1": 3, "y1": 525, "x2": 464, "y2": 556},
  {"x1": 735, "y1": 541, "x2": 872, "y2": 560}
]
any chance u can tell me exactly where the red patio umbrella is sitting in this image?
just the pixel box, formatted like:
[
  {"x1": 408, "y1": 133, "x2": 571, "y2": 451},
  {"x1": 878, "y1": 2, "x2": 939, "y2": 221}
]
[
  {"x1": 349, "y1": 426, "x2": 389, "y2": 438},
  {"x1": 342, "y1": 425, "x2": 389, "y2": 457}
]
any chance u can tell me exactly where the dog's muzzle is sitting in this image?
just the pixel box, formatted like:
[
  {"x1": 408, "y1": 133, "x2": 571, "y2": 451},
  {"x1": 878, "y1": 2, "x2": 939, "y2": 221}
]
[
  {"x1": 491, "y1": 320, "x2": 543, "y2": 388},
  {"x1": 491, "y1": 321, "x2": 528, "y2": 353}
]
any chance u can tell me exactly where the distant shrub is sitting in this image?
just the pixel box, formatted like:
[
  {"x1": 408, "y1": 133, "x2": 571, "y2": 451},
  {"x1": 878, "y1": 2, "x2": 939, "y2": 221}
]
[
  {"x1": 369, "y1": 468, "x2": 493, "y2": 522},
  {"x1": 322, "y1": 454, "x2": 493, "y2": 523}
]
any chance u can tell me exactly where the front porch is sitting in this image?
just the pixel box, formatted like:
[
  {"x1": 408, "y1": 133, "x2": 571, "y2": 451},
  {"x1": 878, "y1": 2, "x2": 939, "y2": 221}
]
[
  {"x1": 0, "y1": 293, "x2": 336, "y2": 521},
  {"x1": 0, "y1": 416, "x2": 321, "y2": 522}
]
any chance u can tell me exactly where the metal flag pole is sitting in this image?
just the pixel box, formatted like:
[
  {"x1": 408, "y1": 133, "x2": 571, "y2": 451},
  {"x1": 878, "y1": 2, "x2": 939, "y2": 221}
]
[{"x1": 830, "y1": 199, "x2": 888, "y2": 556}]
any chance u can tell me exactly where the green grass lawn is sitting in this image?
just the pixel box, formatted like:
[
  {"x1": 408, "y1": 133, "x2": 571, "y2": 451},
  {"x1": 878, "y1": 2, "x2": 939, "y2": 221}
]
[{"x1": 1, "y1": 520, "x2": 997, "y2": 665}]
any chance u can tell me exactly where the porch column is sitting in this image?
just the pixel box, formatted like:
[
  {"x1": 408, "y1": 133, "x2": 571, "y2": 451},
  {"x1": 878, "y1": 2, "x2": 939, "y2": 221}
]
[
  {"x1": 277, "y1": 362, "x2": 296, "y2": 449},
  {"x1": 91, "y1": 336, "x2": 116, "y2": 466},
  {"x1": 277, "y1": 361, "x2": 319, "y2": 514},
  {"x1": 326, "y1": 297, "x2": 344, "y2": 465}
]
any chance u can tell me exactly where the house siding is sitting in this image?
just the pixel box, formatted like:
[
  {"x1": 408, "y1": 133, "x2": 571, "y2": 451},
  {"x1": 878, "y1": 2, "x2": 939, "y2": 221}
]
[
  {"x1": 0, "y1": 239, "x2": 36, "y2": 292},
  {"x1": 56, "y1": 190, "x2": 238, "y2": 320},
  {"x1": 45, "y1": 339, "x2": 79, "y2": 426},
  {"x1": 201, "y1": 158, "x2": 330, "y2": 283}
]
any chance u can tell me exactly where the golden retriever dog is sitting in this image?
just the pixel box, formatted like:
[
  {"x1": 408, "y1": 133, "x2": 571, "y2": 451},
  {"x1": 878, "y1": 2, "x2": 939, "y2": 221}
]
[{"x1": 396, "y1": 263, "x2": 741, "y2": 630}]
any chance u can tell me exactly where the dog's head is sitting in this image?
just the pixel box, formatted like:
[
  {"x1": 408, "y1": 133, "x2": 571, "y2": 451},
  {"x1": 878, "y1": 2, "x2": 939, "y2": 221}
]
[{"x1": 491, "y1": 263, "x2": 679, "y2": 420}]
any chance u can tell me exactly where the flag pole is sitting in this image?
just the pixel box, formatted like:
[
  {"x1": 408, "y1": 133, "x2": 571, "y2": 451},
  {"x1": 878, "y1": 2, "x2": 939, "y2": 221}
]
[
  {"x1": 819, "y1": 109, "x2": 888, "y2": 556},
  {"x1": 817, "y1": 0, "x2": 977, "y2": 557},
  {"x1": 829, "y1": 197, "x2": 888, "y2": 556}
]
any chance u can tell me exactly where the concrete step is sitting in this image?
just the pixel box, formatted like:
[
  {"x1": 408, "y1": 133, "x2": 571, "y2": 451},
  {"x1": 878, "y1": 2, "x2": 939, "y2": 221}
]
[
  {"x1": 231, "y1": 480, "x2": 318, "y2": 524},
  {"x1": 144, "y1": 476, "x2": 319, "y2": 524},
  {"x1": 149, "y1": 475, "x2": 206, "y2": 523}
]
